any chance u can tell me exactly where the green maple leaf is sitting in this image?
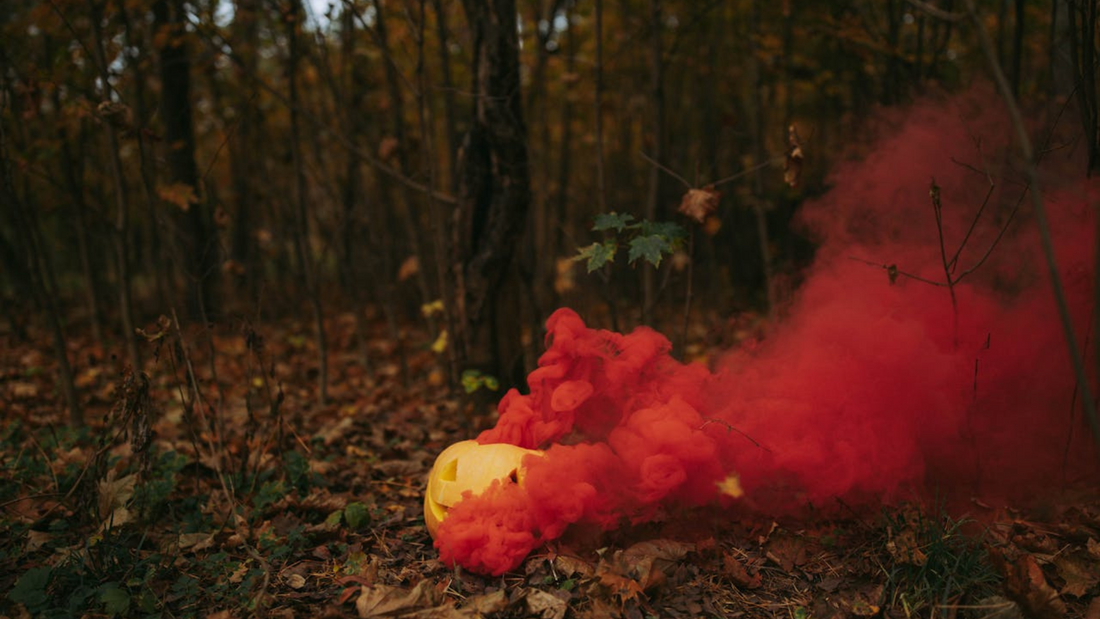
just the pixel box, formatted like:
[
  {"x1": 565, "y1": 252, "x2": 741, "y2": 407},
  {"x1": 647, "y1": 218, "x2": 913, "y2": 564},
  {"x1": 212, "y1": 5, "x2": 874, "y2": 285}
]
[
  {"x1": 628, "y1": 235, "x2": 672, "y2": 267},
  {"x1": 574, "y1": 241, "x2": 618, "y2": 272},
  {"x1": 592, "y1": 212, "x2": 635, "y2": 232},
  {"x1": 638, "y1": 220, "x2": 686, "y2": 242},
  {"x1": 99, "y1": 584, "x2": 131, "y2": 617}
]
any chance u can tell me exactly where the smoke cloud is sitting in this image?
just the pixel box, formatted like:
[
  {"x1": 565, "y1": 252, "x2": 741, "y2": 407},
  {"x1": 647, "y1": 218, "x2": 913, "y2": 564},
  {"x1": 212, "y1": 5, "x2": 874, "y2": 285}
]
[{"x1": 433, "y1": 89, "x2": 1099, "y2": 576}]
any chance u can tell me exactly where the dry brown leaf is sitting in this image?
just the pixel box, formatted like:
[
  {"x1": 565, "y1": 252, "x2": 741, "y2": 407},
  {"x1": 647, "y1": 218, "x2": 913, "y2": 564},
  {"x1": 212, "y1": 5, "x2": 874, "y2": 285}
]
[
  {"x1": 461, "y1": 590, "x2": 508, "y2": 616},
  {"x1": 356, "y1": 581, "x2": 439, "y2": 618},
  {"x1": 553, "y1": 554, "x2": 595, "y2": 578},
  {"x1": 1087, "y1": 537, "x2": 1100, "y2": 560},
  {"x1": 1052, "y1": 552, "x2": 1099, "y2": 597},
  {"x1": 397, "y1": 256, "x2": 420, "y2": 282},
  {"x1": 157, "y1": 182, "x2": 199, "y2": 211},
  {"x1": 1003, "y1": 553, "x2": 1068, "y2": 619},
  {"x1": 524, "y1": 589, "x2": 567, "y2": 619},
  {"x1": 98, "y1": 471, "x2": 136, "y2": 526},
  {"x1": 678, "y1": 187, "x2": 720, "y2": 224},
  {"x1": 597, "y1": 569, "x2": 645, "y2": 603},
  {"x1": 886, "y1": 528, "x2": 927, "y2": 566},
  {"x1": 722, "y1": 551, "x2": 762, "y2": 589},
  {"x1": 1086, "y1": 596, "x2": 1100, "y2": 619},
  {"x1": 379, "y1": 136, "x2": 400, "y2": 161}
]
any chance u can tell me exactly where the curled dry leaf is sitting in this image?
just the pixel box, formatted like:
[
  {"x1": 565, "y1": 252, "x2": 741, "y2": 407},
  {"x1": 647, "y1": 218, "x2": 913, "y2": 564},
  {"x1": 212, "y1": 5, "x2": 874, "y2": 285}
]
[{"x1": 678, "y1": 187, "x2": 720, "y2": 224}]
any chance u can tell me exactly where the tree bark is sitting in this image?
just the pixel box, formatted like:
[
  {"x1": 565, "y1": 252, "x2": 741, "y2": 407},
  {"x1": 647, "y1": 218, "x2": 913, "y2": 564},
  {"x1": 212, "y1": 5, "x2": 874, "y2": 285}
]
[
  {"x1": 643, "y1": 0, "x2": 665, "y2": 326},
  {"x1": 153, "y1": 0, "x2": 218, "y2": 318},
  {"x1": 453, "y1": 0, "x2": 532, "y2": 387},
  {"x1": 89, "y1": 0, "x2": 142, "y2": 369},
  {"x1": 285, "y1": 0, "x2": 329, "y2": 405}
]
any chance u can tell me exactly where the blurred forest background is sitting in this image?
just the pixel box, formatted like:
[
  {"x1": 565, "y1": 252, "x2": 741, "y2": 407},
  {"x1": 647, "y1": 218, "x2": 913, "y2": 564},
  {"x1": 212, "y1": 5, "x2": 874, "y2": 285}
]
[{"x1": 2, "y1": 0, "x2": 1098, "y2": 423}]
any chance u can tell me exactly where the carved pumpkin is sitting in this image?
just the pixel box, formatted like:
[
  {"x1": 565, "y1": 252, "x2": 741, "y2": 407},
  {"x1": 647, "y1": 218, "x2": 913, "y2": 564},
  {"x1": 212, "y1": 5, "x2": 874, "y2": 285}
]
[{"x1": 424, "y1": 440, "x2": 543, "y2": 537}]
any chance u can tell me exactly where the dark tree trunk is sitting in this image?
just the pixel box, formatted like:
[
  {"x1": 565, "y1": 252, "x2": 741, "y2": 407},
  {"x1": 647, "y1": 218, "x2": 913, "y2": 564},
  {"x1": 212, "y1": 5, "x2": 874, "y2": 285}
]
[
  {"x1": 285, "y1": 0, "x2": 329, "y2": 405},
  {"x1": 642, "y1": 0, "x2": 665, "y2": 326},
  {"x1": 153, "y1": 0, "x2": 217, "y2": 318},
  {"x1": 453, "y1": 0, "x2": 532, "y2": 387},
  {"x1": 431, "y1": 0, "x2": 460, "y2": 192},
  {"x1": 0, "y1": 117, "x2": 82, "y2": 425},
  {"x1": 1011, "y1": 0, "x2": 1025, "y2": 96},
  {"x1": 229, "y1": 0, "x2": 263, "y2": 303},
  {"x1": 371, "y1": 0, "x2": 438, "y2": 330},
  {"x1": 89, "y1": 0, "x2": 142, "y2": 369}
]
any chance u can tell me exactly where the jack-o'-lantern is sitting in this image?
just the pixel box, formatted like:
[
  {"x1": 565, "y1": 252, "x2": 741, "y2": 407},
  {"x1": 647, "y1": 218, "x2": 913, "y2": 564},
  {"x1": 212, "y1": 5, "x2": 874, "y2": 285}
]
[{"x1": 424, "y1": 440, "x2": 543, "y2": 537}]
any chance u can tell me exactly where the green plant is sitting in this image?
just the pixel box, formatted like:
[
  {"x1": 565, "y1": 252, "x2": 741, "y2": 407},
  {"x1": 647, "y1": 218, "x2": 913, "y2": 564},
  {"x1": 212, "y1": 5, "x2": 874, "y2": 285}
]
[
  {"x1": 461, "y1": 369, "x2": 500, "y2": 394},
  {"x1": 878, "y1": 507, "x2": 1001, "y2": 616},
  {"x1": 574, "y1": 212, "x2": 686, "y2": 272}
]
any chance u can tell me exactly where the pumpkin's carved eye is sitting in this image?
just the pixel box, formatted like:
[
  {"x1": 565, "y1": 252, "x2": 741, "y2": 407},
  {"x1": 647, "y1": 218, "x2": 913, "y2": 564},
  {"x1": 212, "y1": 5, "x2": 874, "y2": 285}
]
[{"x1": 440, "y1": 459, "x2": 458, "y2": 482}]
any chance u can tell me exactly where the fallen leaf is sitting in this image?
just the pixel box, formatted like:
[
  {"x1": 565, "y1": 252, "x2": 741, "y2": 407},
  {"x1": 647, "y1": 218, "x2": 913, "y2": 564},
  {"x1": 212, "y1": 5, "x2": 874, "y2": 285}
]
[
  {"x1": 525, "y1": 589, "x2": 567, "y2": 619},
  {"x1": 722, "y1": 551, "x2": 762, "y2": 589},
  {"x1": 177, "y1": 532, "x2": 216, "y2": 552},
  {"x1": 1052, "y1": 552, "x2": 1099, "y2": 597},
  {"x1": 356, "y1": 581, "x2": 439, "y2": 618},
  {"x1": 461, "y1": 590, "x2": 508, "y2": 615},
  {"x1": 98, "y1": 471, "x2": 136, "y2": 527},
  {"x1": 1003, "y1": 553, "x2": 1067, "y2": 619},
  {"x1": 886, "y1": 528, "x2": 927, "y2": 566},
  {"x1": 1086, "y1": 596, "x2": 1100, "y2": 619}
]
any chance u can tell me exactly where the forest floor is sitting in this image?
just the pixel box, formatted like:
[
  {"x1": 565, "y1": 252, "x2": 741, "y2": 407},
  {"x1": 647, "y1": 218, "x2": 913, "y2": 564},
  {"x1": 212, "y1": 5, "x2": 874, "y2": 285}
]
[{"x1": 1, "y1": 311, "x2": 1099, "y2": 618}]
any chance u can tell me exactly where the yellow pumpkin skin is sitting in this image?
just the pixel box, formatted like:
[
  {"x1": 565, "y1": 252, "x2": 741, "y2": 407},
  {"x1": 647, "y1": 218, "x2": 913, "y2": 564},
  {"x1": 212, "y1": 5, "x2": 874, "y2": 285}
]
[{"x1": 424, "y1": 440, "x2": 543, "y2": 538}]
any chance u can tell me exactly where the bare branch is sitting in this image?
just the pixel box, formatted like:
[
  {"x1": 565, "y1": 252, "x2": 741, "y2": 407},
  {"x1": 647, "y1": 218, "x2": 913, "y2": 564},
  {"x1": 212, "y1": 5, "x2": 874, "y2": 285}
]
[
  {"x1": 963, "y1": 0, "x2": 1100, "y2": 455},
  {"x1": 906, "y1": 0, "x2": 965, "y2": 23}
]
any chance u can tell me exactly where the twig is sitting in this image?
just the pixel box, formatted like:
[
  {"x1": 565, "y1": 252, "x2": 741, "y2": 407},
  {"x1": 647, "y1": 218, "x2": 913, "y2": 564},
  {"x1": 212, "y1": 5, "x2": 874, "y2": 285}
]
[
  {"x1": 699, "y1": 418, "x2": 772, "y2": 452},
  {"x1": 963, "y1": 0, "x2": 1100, "y2": 456},
  {"x1": 639, "y1": 150, "x2": 692, "y2": 190},
  {"x1": 929, "y1": 180, "x2": 959, "y2": 344},
  {"x1": 848, "y1": 256, "x2": 948, "y2": 287},
  {"x1": 906, "y1": 0, "x2": 965, "y2": 23}
]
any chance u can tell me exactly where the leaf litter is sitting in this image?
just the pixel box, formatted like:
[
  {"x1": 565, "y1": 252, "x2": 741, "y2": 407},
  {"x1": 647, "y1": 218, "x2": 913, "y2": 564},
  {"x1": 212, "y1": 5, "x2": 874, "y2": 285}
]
[{"x1": 0, "y1": 312, "x2": 1098, "y2": 617}]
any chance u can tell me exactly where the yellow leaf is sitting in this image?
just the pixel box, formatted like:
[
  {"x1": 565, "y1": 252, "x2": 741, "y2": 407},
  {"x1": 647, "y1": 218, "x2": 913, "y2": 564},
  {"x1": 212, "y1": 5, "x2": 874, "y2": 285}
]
[
  {"x1": 420, "y1": 299, "x2": 444, "y2": 318},
  {"x1": 717, "y1": 473, "x2": 744, "y2": 498},
  {"x1": 430, "y1": 330, "x2": 448, "y2": 354}
]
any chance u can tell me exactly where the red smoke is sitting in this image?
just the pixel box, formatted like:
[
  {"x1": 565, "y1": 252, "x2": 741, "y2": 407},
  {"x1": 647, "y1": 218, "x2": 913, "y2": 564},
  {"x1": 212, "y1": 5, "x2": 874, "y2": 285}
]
[{"x1": 433, "y1": 89, "x2": 1099, "y2": 576}]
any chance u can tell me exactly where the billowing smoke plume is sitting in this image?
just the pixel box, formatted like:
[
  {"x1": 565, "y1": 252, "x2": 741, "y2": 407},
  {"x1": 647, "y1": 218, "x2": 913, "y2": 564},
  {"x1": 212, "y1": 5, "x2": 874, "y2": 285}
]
[{"x1": 434, "y1": 89, "x2": 1099, "y2": 576}]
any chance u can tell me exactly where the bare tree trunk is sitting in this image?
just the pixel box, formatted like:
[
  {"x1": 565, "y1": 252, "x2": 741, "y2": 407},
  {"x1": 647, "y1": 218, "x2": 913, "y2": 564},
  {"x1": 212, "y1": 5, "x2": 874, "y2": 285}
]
[
  {"x1": 555, "y1": 2, "x2": 576, "y2": 263},
  {"x1": 153, "y1": 0, "x2": 218, "y2": 319},
  {"x1": 230, "y1": 0, "x2": 262, "y2": 303},
  {"x1": 430, "y1": 0, "x2": 460, "y2": 192},
  {"x1": 453, "y1": 0, "x2": 532, "y2": 387},
  {"x1": 642, "y1": 0, "x2": 665, "y2": 327},
  {"x1": 1010, "y1": 0, "x2": 1025, "y2": 96},
  {"x1": 58, "y1": 123, "x2": 106, "y2": 348},
  {"x1": 0, "y1": 118, "x2": 82, "y2": 425},
  {"x1": 89, "y1": 0, "x2": 142, "y2": 369},
  {"x1": 1068, "y1": 0, "x2": 1100, "y2": 175},
  {"x1": 285, "y1": 0, "x2": 329, "y2": 405},
  {"x1": 747, "y1": 0, "x2": 775, "y2": 317},
  {"x1": 371, "y1": 0, "x2": 438, "y2": 332}
]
